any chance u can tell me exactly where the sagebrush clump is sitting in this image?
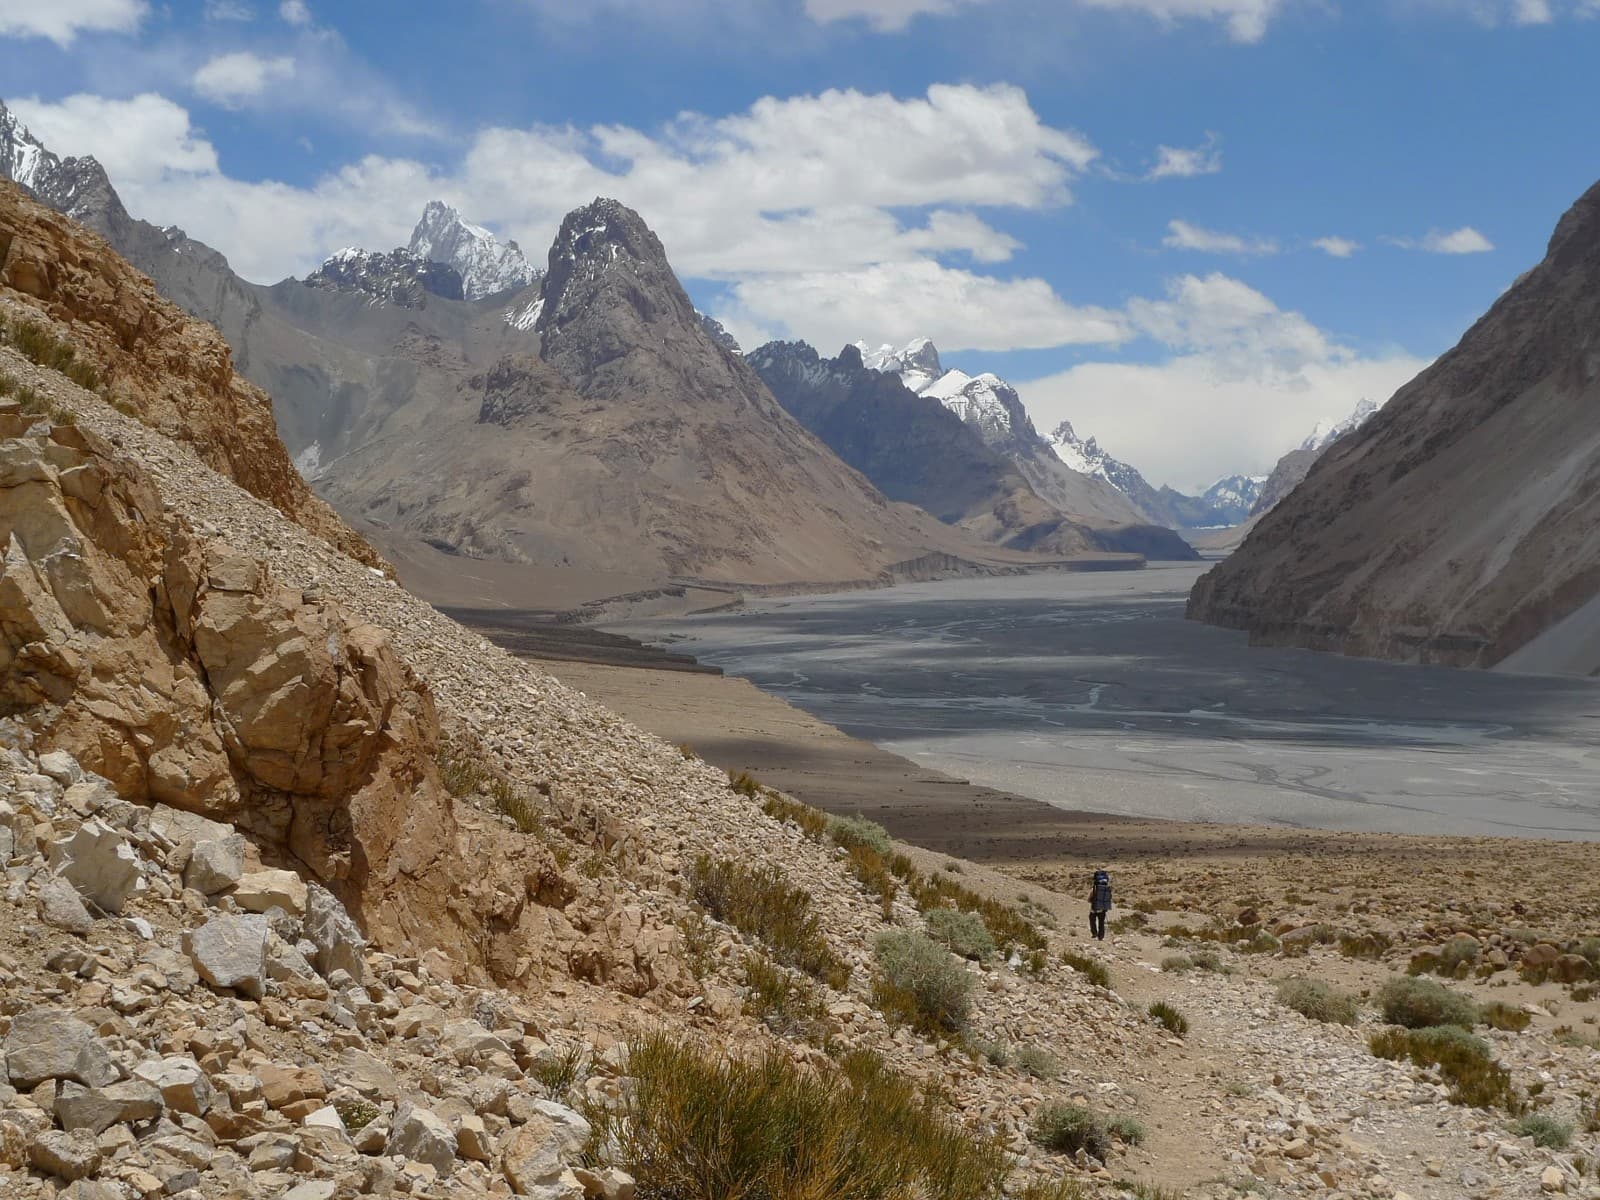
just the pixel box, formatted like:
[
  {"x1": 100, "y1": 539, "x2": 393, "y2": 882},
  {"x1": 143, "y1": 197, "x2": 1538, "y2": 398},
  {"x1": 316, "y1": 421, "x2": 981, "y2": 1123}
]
[
  {"x1": 828, "y1": 814, "x2": 893, "y2": 857},
  {"x1": 1377, "y1": 975, "x2": 1478, "y2": 1029},
  {"x1": 1276, "y1": 978, "x2": 1360, "y2": 1026},
  {"x1": 925, "y1": 908, "x2": 996, "y2": 962},
  {"x1": 690, "y1": 854, "x2": 848, "y2": 987},
  {"x1": 872, "y1": 929, "x2": 973, "y2": 1035}
]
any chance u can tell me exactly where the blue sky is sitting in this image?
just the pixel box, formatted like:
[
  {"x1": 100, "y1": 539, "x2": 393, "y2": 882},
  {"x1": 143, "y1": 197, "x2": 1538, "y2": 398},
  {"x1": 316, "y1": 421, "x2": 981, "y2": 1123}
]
[{"x1": 3, "y1": 0, "x2": 1597, "y2": 487}]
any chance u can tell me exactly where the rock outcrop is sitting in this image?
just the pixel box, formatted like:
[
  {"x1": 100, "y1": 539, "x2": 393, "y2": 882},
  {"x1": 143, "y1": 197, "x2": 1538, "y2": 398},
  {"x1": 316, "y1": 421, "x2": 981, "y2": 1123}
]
[
  {"x1": 0, "y1": 180, "x2": 379, "y2": 568},
  {"x1": 1189, "y1": 177, "x2": 1600, "y2": 670},
  {"x1": 303, "y1": 247, "x2": 464, "y2": 308}
]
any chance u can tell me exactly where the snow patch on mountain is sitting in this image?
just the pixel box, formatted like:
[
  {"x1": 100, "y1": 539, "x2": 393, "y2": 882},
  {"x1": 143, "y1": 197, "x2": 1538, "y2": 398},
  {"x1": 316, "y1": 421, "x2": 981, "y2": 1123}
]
[
  {"x1": 1300, "y1": 398, "x2": 1380, "y2": 452},
  {"x1": 505, "y1": 297, "x2": 544, "y2": 331},
  {"x1": 408, "y1": 200, "x2": 536, "y2": 301}
]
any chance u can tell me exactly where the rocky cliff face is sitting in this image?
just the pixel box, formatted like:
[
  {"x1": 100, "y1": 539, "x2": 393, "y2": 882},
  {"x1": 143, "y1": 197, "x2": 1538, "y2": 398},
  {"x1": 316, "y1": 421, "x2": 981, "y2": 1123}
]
[
  {"x1": 0, "y1": 181, "x2": 379, "y2": 569},
  {"x1": 1189, "y1": 177, "x2": 1600, "y2": 671},
  {"x1": 304, "y1": 247, "x2": 464, "y2": 308}
]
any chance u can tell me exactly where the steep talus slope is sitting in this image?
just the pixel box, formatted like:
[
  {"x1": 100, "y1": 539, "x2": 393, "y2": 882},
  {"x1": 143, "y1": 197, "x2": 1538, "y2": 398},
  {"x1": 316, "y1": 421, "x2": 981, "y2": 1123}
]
[
  {"x1": 1189, "y1": 178, "x2": 1600, "y2": 670},
  {"x1": 0, "y1": 181, "x2": 379, "y2": 568}
]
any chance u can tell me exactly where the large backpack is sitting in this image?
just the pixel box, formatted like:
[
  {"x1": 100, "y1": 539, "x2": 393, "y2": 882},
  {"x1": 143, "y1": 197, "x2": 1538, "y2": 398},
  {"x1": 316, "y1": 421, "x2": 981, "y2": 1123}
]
[{"x1": 1092, "y1": 871, "x2": 1112, "y2": 911}]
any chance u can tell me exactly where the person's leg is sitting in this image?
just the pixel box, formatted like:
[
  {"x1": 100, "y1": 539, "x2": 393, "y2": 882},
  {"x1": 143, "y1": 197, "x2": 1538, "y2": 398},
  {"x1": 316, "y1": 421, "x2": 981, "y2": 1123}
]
[{"x1": 1097, "y1": 912, "x2": 1106, "y2": 940}]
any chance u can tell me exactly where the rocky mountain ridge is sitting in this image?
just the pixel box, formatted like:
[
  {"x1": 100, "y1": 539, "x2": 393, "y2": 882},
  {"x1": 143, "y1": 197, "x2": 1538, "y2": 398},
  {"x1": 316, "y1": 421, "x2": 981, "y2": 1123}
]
[
  {"x1": 304, "y1": 247, "x2": 465, "y2": 308},
  {"x1": 1190, "y1": 176, "x2": 1600, "y2": 671},
  {"x1": 750, "y1": 340, "x2": 1197, "y2": 560}
]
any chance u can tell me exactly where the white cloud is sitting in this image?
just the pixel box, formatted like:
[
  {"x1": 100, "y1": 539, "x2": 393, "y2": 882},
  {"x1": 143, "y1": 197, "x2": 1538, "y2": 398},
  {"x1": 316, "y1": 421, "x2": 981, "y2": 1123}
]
[
  {"x1": 203, "y1": 0, "x2": 255, "y2": 19},
  {"x1": 1312, "y1": 235, "x2": 1360, "y2": 258},
  {"x1": 1162, "y1": 218, "x2": 1278, "y2": 255},
  {"x1": 0, "y1": 0, "x2": 146, "y2": 45},
  {"x1": 9, "y1": 93, "x2": 219, "y2": 184},
  {"x1": 1513, "y1": 0, "x2": 1554, "y2": 20},
  {"x1": 1146, "y1": 134, "x2": 1222, "y2": 179},
  {"x1": 802, "y1": 0, "x2": 990, "y2": 30},
  {"x1": 192, "y1": 52, "x2": 297, "y2": 107},
  {"x1": 727, "y1": 260, "x2": 1130, "y2": 355},
  {"x1": 279, "y1": 0, "x2": 312, "y2": 24},
  {"x1": 9, "y1": 84, "x2": 1111, "y2": 356},
  {"x1": 1020, "y1": 274, "x2": 1428, "y2": 487},
  {"x1": 1387, "y1": 225, "x2": 1494, "y2": 254},
  {"x1": 1077, "y1": 0, "x2": 1282, "y2": 41}
]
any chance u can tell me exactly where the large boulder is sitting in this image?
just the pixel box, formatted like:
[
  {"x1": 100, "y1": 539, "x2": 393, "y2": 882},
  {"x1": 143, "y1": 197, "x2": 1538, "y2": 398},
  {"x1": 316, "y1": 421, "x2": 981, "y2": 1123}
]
[
  {"x1": 47, "y1": 818, "x2": 143, "y2": 912},
  {"x1": 184, "y1": 913, "x2": 269, "y2": 999},
  {"x1": 387, "y1": 1104, "x2": 457, "y2": 1175},
  {"x1": 502, "y1": 1101, "x2": 591, "y2": 1197},
  {"x1": 4, "y1": 1010, "x2": 117, "y2": 1089}
]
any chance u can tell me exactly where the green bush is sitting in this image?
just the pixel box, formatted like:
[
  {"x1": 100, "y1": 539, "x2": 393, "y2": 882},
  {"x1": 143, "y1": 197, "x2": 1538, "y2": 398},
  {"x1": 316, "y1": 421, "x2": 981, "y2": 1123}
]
[
  {"x1": 1377, "y1": 976, "x2": 1478, "y2": 1029},
  {"x1": 1061, "y1": 951, "x2": 1110, "y2": 989},
  {"x1": 1338, "y1": 931, "x2": 1391, "y2": 960},
  {"x1": 872, "y1": 930, "x2": 972, "y2": 1035},
  {"x1": 1013, "y1": 1046, "x2": 1060, "y2": 1080},
  {"x1": 1276, "y1": 978, "x2": 1360, "y2": 1026},
  {"x1": 1160, "y1": 954, "x2": 1193, "y2": 973},
  {"x1": 1369, "y1": 1025, "x2": 1516, "y2": 1110},
  {"x1": 611, "y1": 1033, "x2": 1006, "y2": 1200},
  {"x1": 966, "y1": 1037, "x2": 1009, "y2": 1067},
  {"x1": 925, "y1": 908, "x2": 996, "y2": 963},
  {"x1": 1515, "y1": 1111, "x2": 1572, "y2": 1149},
  {"x1": 1030, "y1": 1104, "x2": 1109, "y2": 1158},
  {"x1": 1106, "y1": 1114, "x2": 1147, "y2": 1148},
  {"x1": 1190, "y1": 948, "x2": 1227, "y2": 973},
  {"x1": 690, "y1": 855, "x2": 847, "y2": 987},
  {"x1": 1148, "y1": 1001, "x2": 1189, "y2": 1036},
  {"x1": 1, "y1": 315, "x2": 101, "y2": 390},
  {"x1": 828, "y1": 814, "x2": 893, "y2": 857}
]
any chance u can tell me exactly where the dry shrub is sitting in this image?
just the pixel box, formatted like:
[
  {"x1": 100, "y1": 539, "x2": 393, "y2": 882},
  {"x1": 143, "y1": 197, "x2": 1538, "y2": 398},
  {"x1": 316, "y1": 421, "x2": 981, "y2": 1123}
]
[
  {"x1": 1369, "y1": 1025, "x2": 1516, "y2": 1111},
  {"x1": 872, "y1": 929, "x2": 972, "y2": 1035},
  {"x1": 925, "y1": 908, "x2": 996, "y2": 963},
  {"x1": 742, "y1": 954, "x2": 830, "y2": 1042},
  {"x1": 1377, "y1": 976, "x2": 1478, "y2": 1029},
  {"x1": 1480, "y1": 1001, "x2": 1531, "y2": 1032},
  {"x1": 828, "y1": 814, "x2": 893, "y2": 857},
  {"x1": 611, "y1": 1034, "x2": 1006, "y2": 1200},
  {"x1": 1276, "y1": 978, "x2": 1360, "y2": 1025},
  {"x1": 690, "y1": 855, "x2": 848, "y2": 987},
  {"x1": 1060, "y1": 951, "x2": 1110, "y2": 990},
  {"x1": 1148, "y1": 1001, "x2": 1189, "y2": 1036},
  {"x1": 761, "y1": 791, "x2": 829, "y2": 839}
]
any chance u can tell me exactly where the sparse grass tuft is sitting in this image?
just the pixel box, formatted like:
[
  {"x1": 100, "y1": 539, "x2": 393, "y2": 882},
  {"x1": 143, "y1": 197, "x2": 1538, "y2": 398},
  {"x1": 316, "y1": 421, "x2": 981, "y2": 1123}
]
[
  {"x1": 1515, "y1": 1111, "x2": 1572, "y2": 1149},
  {"x1": 727, "y1": 769, "x2": 762, "y2": 798},
  {"x1": 1, "y1": 315, "x2": 101, "y2": 391},
  {"x1": 845, "y1": 843, "x2": 899, "y2": 918},
  {"x1": 1016, "y1": 1179, "x2": 1088, "y2": 1200},
  {"x1": 436, "y1": 737, "x2": 546, "y2": 834},
  {"x1": 760, "y1": 791, "x2": 828, "y2": 840},
  {"x1": 1276, "y1": 978, "x2": 1360, "y2": 1026},
  {"x1": 1030, "y1": 1104, "x2": 1110, "y2": 1158},
  {"x1": 1161, "y1": 954, "x2": 1193, "y2": 973},
  {"x1": 530, "y1": 1042, "x2": 588, "y2": 1101},
  {"x1": 1377, "y1": 976, "x2": 1478, "y2": 1030},
  {"x1": 872, "y1": 929, "x2": 972, "y2": 1035},
  {"x1": 610, "y1": 1032, "x2": 1007, "y2": 1200},
  {"x1": 334, "y1": 1098, "x2": 379, "y2": 1130},
  {"x1": 689, "y1": 854, "x2": 848, "y2": 987},
  {"x1": 1061, "y1": 951, "x2": 1110, "y2": 990},
  {"x1": 676, "y1": 913, "x2": 718, "y2": 980},
  {"x1": 925, "y1": 908, "x2": 996, "y2": 963},
  {"x1": 1106, "y1": 1114, "x2": 1147, "y2": 1147},
  {"x1": 1013, "y1": 1045, "x2": 1060, "y2": 1080},
  {"x1": 966, "y1": 1036, "x2": 1009, "y2": 1068},
  {"x1": 1148, "y1": 1001, "x2": 1189, "y2": 1036},
  {"x1": 742, "y1": 954, "x2": 830, "y2": 1042},
  {"x1": 827, "y1": 814, "x2": 893, "y2": 857}
]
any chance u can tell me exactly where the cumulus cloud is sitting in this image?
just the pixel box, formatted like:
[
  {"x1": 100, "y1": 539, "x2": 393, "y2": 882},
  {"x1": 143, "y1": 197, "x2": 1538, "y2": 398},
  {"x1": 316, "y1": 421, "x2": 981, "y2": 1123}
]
[
  {"x1": 204, "y1": 0, "x2": 255, "y2": 19},
  {"x1": 280, "y1": 0, "x2": 312, "y2": 24},
  {"x1": 192, "y1": 52, "x2": 296, "y2": 107},
  {"x1": 0, "y1": 0, "x2": 146, "y2": 45},
  {"x1": 1312, "y1": 235, "x2": 1360, "y2": 258},
  {"x1": 1020, "y1": 274, "x2": 1428, "y2": 487},
  {"x1": 727, "y1": 260, "x2": 1130, "y2": 355},
  {"x1": 1162, "y1": 218, "x2": 1278, "y2": 255},
  {"x1": 9, "y1": 93, "x2": 219, "y2": 183},
  {"x1": 1387, "y1": 225, "x2": 1494, "y2": 254},
  {"x1": 1146, "y1": 134, "x2": 1222, "y2": 179},
  {"x1": 8, "y1": 84, "x2": 1114, "y2": 353},
  {"x1": 1077, "y1": 0, "x2": 1282, "y2": 41}
]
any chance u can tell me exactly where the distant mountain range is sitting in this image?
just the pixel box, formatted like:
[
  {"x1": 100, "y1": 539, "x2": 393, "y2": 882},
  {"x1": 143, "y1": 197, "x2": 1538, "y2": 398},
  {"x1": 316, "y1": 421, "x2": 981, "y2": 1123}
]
[{"x1": 858, "y1": 337, "x2": 1268, "y2": 531}]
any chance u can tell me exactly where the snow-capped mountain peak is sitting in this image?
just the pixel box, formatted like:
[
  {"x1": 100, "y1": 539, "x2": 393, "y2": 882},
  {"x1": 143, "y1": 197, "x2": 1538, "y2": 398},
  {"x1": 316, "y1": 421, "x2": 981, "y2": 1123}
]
[
  {"x1": 1, "y1": 104, "x2": 47, "y2": 193},
  {"x1": 408, "y1": 199, "x2": 536, "y2": 301},
  {"x1": 854, "y1": 337, "x2": 944, "y2": 394},
  {"x1": 1300, "y1": 398, "x2": 1380, "y2": 452}
]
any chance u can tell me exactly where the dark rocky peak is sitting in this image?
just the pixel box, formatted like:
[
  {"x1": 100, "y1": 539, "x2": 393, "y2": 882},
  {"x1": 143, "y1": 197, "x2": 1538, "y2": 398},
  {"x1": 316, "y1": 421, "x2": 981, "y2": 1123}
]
[
  {"x1": 534, "y1": 198, "x2": 709, "y2": 385},
  {"x1": 0, "y1": 100, "x2": 130, "y2": 235},
  {"x1": 698, "y1": 312, "x2": 741, "y2": 353},
  {"x1": 303, "y1": 247, "x2": 464, "y2": 308}
]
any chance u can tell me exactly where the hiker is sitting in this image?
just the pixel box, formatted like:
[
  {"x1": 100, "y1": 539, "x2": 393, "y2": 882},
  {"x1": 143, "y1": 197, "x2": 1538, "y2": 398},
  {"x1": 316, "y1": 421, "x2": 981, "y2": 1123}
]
[{"x1": 1088, "y1": 869, "x2": 1112, "y2": 940}]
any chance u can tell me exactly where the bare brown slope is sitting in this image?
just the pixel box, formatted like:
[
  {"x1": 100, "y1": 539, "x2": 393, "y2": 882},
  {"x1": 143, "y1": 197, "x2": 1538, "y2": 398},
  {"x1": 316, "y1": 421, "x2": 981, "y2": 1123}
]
[
  {"x1": 0, "y1": 180, "x2": 380, "y2": 567},
  {"x1": 1189, "y1": 177, "x2": 1600, "y2": 669}
]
